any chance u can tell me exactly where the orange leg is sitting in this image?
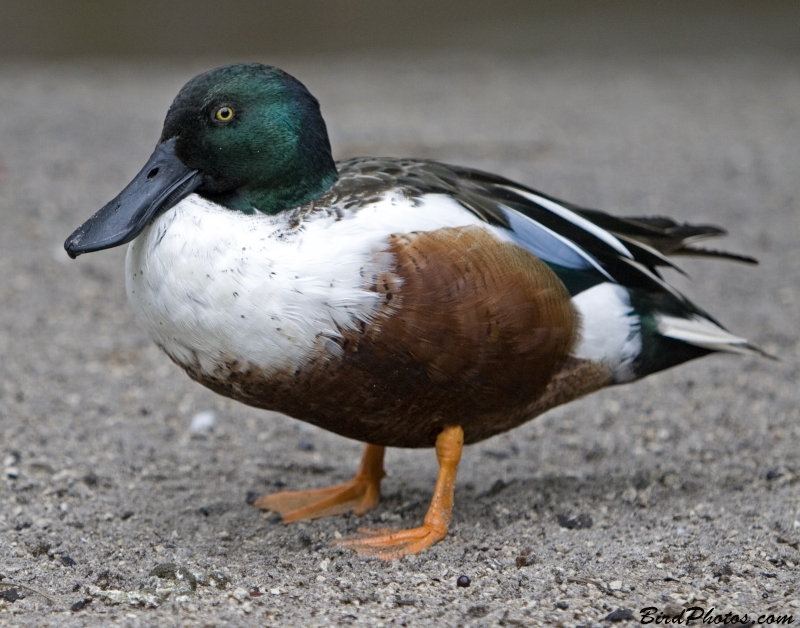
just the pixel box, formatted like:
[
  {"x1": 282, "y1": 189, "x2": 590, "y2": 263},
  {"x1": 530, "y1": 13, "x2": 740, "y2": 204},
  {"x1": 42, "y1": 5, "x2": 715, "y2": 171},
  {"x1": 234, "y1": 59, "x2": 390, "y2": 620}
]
[
  {"x1": 254, "y1": 444, "x2": 385, "y2": 523},
  {"x1": 337, "y1": 425, "x2": 464, "y2": 560}
]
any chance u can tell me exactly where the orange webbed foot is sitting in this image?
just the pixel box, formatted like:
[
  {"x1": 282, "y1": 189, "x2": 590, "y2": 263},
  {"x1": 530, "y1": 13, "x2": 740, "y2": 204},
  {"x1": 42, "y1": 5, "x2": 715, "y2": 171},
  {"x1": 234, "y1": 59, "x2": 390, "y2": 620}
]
[
  {"x1": 254, "y1": 444, "x2": 384, "y2": 523},
  {"x1": 337, "y1": 425, "x2": 464, "y2": 560},
  {"x1": 254, "y1": 476, "x2": 380, "y2": 522},
  {"x1": 337, "y1": 523, "x2": 447, "y2": 559}
]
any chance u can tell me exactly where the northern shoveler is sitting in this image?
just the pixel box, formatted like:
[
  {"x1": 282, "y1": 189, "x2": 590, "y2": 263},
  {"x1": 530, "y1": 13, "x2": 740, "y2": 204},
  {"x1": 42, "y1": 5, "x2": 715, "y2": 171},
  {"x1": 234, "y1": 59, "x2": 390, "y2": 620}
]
[{"x1": 64, "y1": 63, "x2": 766, "y2": 559}]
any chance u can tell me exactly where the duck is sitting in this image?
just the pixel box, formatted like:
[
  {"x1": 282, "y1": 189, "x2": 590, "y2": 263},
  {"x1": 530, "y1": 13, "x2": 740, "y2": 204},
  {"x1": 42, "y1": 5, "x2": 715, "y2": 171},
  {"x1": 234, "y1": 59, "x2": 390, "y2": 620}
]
[{"x1": 64, "y1": 63, "x2": 767, "y2": 559}]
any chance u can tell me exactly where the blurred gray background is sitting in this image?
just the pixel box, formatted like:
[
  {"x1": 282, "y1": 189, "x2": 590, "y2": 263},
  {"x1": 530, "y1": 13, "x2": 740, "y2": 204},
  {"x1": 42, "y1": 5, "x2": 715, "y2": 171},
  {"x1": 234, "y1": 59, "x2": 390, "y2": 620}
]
[
  {"x1": 2, "y1": 0, "x2": 799, "y2": 58},
  {"x1": 1, "y1": 3, "x2": 799, "y2": 627}
]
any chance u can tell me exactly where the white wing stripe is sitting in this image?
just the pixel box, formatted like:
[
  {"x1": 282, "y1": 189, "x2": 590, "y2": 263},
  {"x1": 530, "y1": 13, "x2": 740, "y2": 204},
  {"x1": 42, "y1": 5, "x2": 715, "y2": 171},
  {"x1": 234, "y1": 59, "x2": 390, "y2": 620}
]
[
  {"x1": 613, "y1": 234, "x2": 684, "y2": 272},
  {"x1": 501, "y1": 186, "x2": 634, "y2": 259},
  {"x1": 618, "y1": 257, "x2": 684, "y2": 299}
]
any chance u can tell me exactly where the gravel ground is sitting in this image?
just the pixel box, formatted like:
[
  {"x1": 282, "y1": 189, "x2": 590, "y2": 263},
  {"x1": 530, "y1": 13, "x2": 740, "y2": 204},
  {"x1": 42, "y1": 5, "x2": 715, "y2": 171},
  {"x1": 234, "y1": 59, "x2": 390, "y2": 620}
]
[{"x1": 0, "y1": 51, "x2": 798, "y2": 627}]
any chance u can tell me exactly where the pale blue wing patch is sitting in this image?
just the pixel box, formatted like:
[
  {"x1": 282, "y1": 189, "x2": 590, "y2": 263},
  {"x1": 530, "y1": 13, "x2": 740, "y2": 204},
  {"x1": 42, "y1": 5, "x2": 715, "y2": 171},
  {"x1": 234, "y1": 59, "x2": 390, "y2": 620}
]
[{"x1": 502, "y1": 207, "x2": 613, "y2": 281}]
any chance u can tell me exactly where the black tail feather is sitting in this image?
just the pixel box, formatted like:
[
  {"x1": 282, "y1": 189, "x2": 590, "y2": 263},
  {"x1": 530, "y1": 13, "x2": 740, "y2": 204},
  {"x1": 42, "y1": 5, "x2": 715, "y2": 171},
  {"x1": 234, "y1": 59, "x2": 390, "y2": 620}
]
[{"x1": 574, "y1": 209, "x2": 757, "y2": 265}]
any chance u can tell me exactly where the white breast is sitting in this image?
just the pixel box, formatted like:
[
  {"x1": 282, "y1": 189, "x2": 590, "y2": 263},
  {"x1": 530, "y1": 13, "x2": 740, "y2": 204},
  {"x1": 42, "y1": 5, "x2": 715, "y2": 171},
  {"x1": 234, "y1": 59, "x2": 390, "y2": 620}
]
[{"x1": 125, "y1": 192, "x2": 489, "y2": 378}]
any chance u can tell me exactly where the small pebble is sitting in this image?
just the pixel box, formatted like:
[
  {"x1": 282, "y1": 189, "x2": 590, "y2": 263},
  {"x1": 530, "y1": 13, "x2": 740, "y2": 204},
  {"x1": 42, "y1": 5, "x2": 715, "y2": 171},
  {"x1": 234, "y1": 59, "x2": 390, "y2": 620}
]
[
  {"x1": 605, "y1": 608, "x2": 635, "y2": 622},
  {"x1": 190, "y1": 410, "x2": 216, "y2": 433},
  {"x1": 456, "y1": 575, "x2": 471, "y2": 588},
  {"x1": 60, "y1": 555, "x2": 76, "y2": 567},
  {"x1": 555, "y1": 601, "x2": 569, "y2": 610},
  {"x1": 0, "y1": 587, "x2": 22, "y2": 602},
  {"x1": 71, "y1": 598, "x2": 91, "y2": 611},
  {"x1": 557, "y1": 513, "x2": 593, "y2": 529},
  {"x1": 516, "y1": 552, "x2": 535, "y2": 567},
  {"x1": 245, "y1": 491, "x2": 259, "y2": 505}
]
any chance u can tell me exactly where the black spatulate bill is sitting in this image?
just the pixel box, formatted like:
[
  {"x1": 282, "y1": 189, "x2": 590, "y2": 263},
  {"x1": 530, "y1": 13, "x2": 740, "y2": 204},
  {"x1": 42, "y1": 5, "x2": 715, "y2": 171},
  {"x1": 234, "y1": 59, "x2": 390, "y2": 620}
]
[{"x1": 65, "y1": 138, "x2": 200, "y2": 258}]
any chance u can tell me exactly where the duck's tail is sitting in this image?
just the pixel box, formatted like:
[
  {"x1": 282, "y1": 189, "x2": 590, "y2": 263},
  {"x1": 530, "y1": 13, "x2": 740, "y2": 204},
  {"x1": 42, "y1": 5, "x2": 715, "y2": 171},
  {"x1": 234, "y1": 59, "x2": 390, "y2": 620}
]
[
  {"x1": 652, "y1": 312, "x2": 771, "y2": 358},
  {"x1": 557, "y1": 209, "x2": 774, "y2": 382},
  {"x1": 572, "y1": 209, "x2": 758, "y2": 267}
]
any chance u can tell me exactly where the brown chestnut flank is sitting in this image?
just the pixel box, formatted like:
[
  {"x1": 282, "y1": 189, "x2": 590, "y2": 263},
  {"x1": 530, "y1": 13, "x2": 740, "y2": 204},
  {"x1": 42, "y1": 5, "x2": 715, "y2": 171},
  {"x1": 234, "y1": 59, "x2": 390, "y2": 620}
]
[{"x1": 179, "y1": 225, "x2": 581, "y2": 447}]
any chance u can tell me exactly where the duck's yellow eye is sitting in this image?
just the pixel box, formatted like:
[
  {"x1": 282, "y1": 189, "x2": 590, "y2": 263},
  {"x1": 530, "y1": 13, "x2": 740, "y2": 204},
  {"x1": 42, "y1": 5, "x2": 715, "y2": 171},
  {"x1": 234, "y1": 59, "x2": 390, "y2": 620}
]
[{"x1": 215, "y1": 106, "x2": 234, "y2": 122}]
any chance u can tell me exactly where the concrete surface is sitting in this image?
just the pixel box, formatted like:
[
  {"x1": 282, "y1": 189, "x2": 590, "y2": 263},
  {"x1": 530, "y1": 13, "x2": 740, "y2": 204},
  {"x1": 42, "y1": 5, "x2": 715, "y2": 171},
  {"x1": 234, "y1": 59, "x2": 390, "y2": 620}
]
[{"x1": 0, "y1": 51, "x2": 798, "y2": 626}]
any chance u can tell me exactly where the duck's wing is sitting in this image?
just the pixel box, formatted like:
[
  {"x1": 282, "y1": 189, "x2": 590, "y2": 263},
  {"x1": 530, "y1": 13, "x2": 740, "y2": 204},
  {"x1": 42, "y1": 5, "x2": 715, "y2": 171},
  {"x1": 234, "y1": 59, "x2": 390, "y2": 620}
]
[
  {"x1": 452, "y1": 162, "x2": 771, "y2": 376},
  {"x1": 329, "y1": 158, "x2": 769, "y2": 383}
]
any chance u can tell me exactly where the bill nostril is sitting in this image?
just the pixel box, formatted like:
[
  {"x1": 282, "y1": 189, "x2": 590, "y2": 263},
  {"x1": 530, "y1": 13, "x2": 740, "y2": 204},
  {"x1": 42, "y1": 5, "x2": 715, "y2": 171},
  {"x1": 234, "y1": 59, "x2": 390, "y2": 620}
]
[{"x1": 147, "y1": 167, "x2": 160, "y2": 180}]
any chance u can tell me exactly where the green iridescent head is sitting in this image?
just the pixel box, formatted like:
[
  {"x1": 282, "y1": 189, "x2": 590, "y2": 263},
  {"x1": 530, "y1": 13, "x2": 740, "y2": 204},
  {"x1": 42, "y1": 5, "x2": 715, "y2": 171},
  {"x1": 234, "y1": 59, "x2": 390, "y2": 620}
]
[
  {"x1": 65, "y1": 63, "x2": 339, "y2": 257},
  {"x1": 162, "y1": 63, "x2": 338, "y2": 214}
]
